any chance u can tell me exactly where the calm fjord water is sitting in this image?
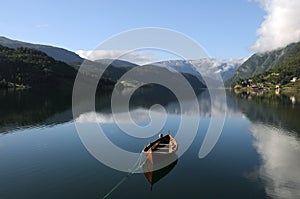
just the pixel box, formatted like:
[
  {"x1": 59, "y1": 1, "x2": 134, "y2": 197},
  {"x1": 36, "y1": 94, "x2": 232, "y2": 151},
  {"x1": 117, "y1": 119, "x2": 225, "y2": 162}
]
[{"x1": 0, "y1": 89, "x2": 299, "y2": 199}]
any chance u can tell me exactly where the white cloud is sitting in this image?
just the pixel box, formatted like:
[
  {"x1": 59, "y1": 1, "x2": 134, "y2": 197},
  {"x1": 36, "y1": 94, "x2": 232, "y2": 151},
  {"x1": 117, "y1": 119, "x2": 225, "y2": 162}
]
[
  {"x1": 35, "y1": 24, "x2": 50, "y2": 28},
  {"x1": 75, "y1": 49, "x2": 161, "y2": 65},
  {"x1": 252, "y1": 0, "x2": 300, "y2": 52},
  {"x1": 249, "y1": 123, "x2": 300, "y2": 198}
]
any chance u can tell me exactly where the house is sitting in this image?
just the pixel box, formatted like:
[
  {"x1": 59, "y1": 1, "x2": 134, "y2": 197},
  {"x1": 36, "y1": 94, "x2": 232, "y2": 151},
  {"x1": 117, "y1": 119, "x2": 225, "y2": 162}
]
[
  {"x1": 290, "y1": 77, "x2": 297, "y2": 83},
  {"x1": 251, "y1": 85, "x2": 258, "y2": 89},
  {"x1": 290, "y1": 96, "x2": 296, "y2": 105},
  {"x1": 234, "y1": 84, "x2": 242, "y2": 89}
]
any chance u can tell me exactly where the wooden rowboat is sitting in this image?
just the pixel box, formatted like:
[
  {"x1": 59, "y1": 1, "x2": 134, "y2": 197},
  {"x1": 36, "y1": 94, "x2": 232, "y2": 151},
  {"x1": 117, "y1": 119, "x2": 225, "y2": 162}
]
[{"x1": 143, "y1": 133, "x2": 178, "y2": 163}]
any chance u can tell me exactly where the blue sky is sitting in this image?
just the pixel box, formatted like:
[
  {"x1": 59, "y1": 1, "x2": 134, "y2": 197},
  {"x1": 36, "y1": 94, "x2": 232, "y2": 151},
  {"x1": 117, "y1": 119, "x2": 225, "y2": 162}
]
[{"x1": 0, "y1": 0, "x2": 266, "y2": 58}]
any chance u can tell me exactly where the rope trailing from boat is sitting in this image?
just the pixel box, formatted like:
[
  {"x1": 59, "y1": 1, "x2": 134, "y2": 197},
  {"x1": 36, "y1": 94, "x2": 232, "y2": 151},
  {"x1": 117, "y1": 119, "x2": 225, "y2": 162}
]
[{"x1": 102, "y1": 151, "x2": 146, "y2": 199}]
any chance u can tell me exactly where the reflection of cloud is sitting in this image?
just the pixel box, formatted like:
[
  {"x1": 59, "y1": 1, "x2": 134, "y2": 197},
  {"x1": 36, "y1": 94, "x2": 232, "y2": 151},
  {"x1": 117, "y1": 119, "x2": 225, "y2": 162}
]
[
  {"x1": 249, "y1": 123, "x2": 300, "y2": 199},
  {"x1": 173, "y1": 90, "x2": 244, "y2": 119},
  {"x1": 75, "y1": 50, "x2": 161, "y2": 65},
  {"x1": 76, "y1": 109, "x2": 166, "y2": 124},
  {"x1": 76, "y1": 112, "x2": 115, "y2": 123}
]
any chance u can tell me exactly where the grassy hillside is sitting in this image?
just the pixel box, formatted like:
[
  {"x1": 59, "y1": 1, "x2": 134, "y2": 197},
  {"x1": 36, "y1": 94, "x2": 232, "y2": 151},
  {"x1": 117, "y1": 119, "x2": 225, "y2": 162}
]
[
  {"x1": 0, "y1": 45, "x2": 77, "y2": 89},
  {"x1": 226, "y1": 42, "x2": 299, "y2": 86},
  {"x1": 271, "y1": 42, "x2": 300, "y2": 84},
  {"x1": 234, "y1": 42, "x2": 300, "y2": 89}
]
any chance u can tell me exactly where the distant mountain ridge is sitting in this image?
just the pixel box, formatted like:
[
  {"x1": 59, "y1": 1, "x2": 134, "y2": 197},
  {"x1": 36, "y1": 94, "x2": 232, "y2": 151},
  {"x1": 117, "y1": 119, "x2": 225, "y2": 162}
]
[
  {"x1": 0, "y1": 36, "x2": 248, "y2": 91},
  {"x1": 226, "y1": 42, "x2": 300, "y2": 86},
  {"x1": 0, "y1": 44, "x2": 206, "y2": 93},
  {"x1": 0, "y1": 36, "x2": 83, "y2": 63},
  {"x1": 190, "y1": 58, "x2": 245, "y2": 81},
  {"x1": 95, "y1": 59, "x2": 138, "y2": 67},
  {"x1": 152, "y1": 58, "x2": 245, "y2": 81}
]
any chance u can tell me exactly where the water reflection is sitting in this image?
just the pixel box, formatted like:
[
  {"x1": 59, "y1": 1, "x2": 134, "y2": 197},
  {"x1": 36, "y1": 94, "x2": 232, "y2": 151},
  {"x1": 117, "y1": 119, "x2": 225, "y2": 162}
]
[
  {"x1": 76, "y1": 90, "x2": 243, "y2": 124},
  {"x1": 0, "y1": 89, "x2": 73, "y2": 133},
  {"x1": 249, "y1": 123, "x2": 300, "y2": 199},
  {"x1": 290, "y1": 96, "x2": 296, "y2": 106},
  {"x1": 228, "y1": 91, "x2": 300, "y2": 134},
  {"x1": 0, "y1": 87, "x2": 249, "y2": 135},
  {"x1": 1, "y1": 87, "x2": 300, "y2": 198},
  {"x1": 76, "y1": 109, "x2": 160, "y2": 124},
  {"x1": 143, "y1": 153, "x2": 178, "y2": 189}
]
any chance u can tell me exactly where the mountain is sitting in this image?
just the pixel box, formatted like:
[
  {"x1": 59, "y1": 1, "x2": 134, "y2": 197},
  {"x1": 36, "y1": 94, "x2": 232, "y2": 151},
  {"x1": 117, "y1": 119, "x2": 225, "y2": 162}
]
[
  {"x1": 240, "y1": 42, "x2": 300, "y2": 87},
  {"x1": 0, "y1": 45, "x2": 77, "y2": 89},
  {"x1": 78, "y1": 59, "x2": 206, "y2": 90},
  {"x1": 95, "y1": 59, "x2": 138, "y2": 67},
  {"x1": 0, "y1": 36, "x2": 83, "y2": 63},
  {"x1": 152, "y1": 58, "x2": 244, "y2": 81},
  {"x1": 0, "y1": 45, "x2": 118, "y2": 91},
  {"x1": 74, "y1": 59, "x2": 133, "y2": 81},
  {"x1": 226, "y1": 42, "x2": 300, "y2": 86},
  {"x1": 190, "y1": 58, "x2": 245, "y2": 81},
  {"x1": 153, "y1": 60, "x2": 197, "y2": 75},
  {"x1": 69, "y1": 59, "x2": 138, "y2": 82},
  {"x1": 0, "y1": 36, "x2": 238, "y2": 91}
]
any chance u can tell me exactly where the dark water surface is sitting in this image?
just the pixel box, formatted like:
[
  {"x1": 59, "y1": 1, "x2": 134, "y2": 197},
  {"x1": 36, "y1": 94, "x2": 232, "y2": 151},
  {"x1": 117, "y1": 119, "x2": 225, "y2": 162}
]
[{"x1": 0, "y1": 89, "x2": 299, "y2": 199}]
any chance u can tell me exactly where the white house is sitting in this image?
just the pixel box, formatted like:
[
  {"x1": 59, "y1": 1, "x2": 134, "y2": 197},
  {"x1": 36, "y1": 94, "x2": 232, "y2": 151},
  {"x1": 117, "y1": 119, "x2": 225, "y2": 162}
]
[{"x1": 290, "y1": 77, "x2": 297, "y2": 83}]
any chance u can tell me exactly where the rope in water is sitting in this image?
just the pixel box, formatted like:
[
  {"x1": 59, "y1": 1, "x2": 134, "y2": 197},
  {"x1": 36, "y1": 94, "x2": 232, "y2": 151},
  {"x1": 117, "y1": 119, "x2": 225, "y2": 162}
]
[{"x1": 102, "y1": 152, "x2": 146, "y2": 199}]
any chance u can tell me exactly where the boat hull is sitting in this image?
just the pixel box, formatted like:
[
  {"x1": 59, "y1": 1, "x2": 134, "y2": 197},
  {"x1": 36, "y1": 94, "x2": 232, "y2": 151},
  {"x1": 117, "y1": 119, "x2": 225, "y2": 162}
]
[{"x1": 142, "y1": 153, "x2": 178, "y2": 185}]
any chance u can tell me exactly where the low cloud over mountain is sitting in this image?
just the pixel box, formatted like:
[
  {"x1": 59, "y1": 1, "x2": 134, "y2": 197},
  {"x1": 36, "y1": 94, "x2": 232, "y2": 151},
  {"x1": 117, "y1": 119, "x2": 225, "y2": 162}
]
[{"x1": 252, "y1": 0, "x2": 300, "y2": 52}]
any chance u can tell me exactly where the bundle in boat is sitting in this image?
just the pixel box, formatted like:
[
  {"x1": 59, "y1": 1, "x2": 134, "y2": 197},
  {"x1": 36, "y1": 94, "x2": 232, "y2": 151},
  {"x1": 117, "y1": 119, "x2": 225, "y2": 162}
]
[{"x1": 143, "y1": 133, "x2": 178, "y2": 163}]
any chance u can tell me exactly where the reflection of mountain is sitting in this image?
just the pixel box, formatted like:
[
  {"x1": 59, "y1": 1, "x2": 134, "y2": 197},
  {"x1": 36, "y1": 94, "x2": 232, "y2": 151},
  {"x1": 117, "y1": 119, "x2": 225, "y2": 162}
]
[
  {"x1": 0, "y1": 86, "x2": 183, "y2": 133},
  {"x1": 249, "y1": 123, "x2": 300, "y2": 199},
  {"x1": 0, "y1": 90, "x2": 73, "y2": 133},
  {"x1": 76, "y1": 89, "x2": 245, "y2": 124},
  {"x1": 228, "y1": 91, "x2": 300, "y2": 134},
  {"x1": 143, "y1": 153, "x2": 178, "y2": 188},
  {"x1": 0, "y1": 88, "x2": 247, "y2": 134},
  {"x1": 230, "y1": 91, "x2": 300, "y2": 198}
]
